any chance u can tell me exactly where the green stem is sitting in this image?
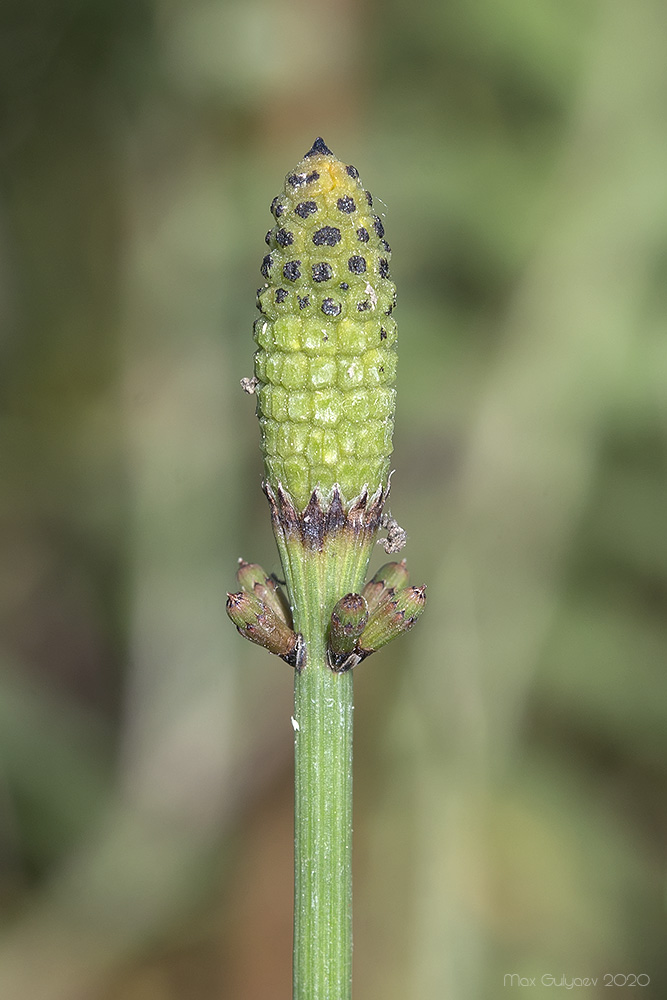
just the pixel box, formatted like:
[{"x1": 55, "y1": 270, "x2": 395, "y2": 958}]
[
  {"x1": 293, "y1": 639, "x2": 353, "y2": 1000},
  {"x1": 274, "y1": 523, "x2": 374, "y2": 1000}
]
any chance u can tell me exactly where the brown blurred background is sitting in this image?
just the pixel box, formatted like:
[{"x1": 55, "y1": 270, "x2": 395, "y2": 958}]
[{"x1": 1, "y1": 0, "x2": 666, "y2": 997}]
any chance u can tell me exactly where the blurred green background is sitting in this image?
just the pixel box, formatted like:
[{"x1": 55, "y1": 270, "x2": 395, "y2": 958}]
[{"x1": 1, "y1": 0, "x2": 666, "y2": 997}]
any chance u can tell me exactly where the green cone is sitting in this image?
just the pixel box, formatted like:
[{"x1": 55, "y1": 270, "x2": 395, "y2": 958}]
[{"x1": 253, "y1": 139, "x2": 397, "y2": 509}]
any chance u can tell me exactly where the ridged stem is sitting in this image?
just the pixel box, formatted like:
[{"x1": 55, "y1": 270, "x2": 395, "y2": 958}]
[
  {"x1": 293, "y1": 628, "x2": 353, "y2": 1000},
  {"x1": 274, "y1": 520, "x2": 374, "y2": 1000}
]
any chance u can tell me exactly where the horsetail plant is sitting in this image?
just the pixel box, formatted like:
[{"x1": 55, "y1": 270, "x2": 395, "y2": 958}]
[{"x1": 227, "y1": 138, "x2": 426, "y2": 1000}]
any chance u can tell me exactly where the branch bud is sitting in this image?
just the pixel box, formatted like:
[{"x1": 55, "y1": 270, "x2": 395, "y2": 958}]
[
  {"x1": 358, "y1": 584, "x2": 427, "y2": 655},
  {"x1": 236, "y1": 559, "x2": 292, "y2": 625},
  {"x1": 226, "y1": 590, "x2": 300, "y2": 665},
  {"x1": 362, "y1": 560, "x2": 410, "y2": 613},
  {"x1": 328, "y1": 593, "x2": 369, "y2": 671}
]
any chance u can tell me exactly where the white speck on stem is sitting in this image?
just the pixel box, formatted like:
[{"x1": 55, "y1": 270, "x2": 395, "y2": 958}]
[
  {"x1": 291, "y1": 716, "x2": 300, "y2": 732},
  {"x1": 365, "y1": 282, "x2": 378, "y2": 309}
]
